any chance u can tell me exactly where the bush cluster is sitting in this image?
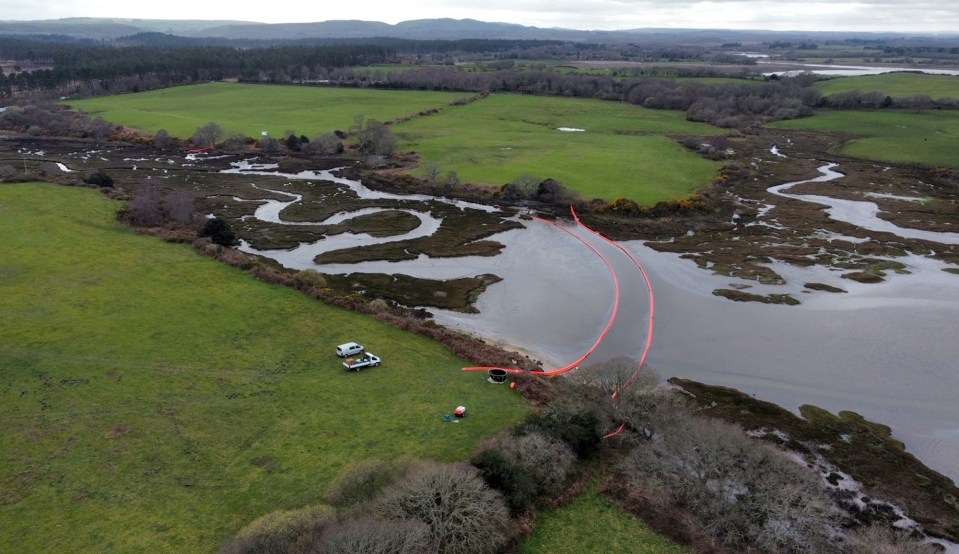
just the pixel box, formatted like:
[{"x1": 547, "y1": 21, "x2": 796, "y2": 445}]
[
  {"x1": 119, "y1": 183, "x2": 198, "y2": 228},
  {"x1": 498, "y1": 176, "x2": 580, "y2": 206},
  {"x1": 471, "y1": 431, "x2": 576, "y2": 514},
  {"x1": 222, "y1": 461, "x2": 511, "y2": 554}
]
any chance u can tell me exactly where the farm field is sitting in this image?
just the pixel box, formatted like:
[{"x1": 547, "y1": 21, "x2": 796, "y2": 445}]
[
  {"x1": 768, "y1": 109, "x2": 959, "y2": 168},
  {"x1": 0, "y1": 183, "x2": 527, "y2": 552},
  {"x1": 394, "y1": 93, "x2": 722, "y2": 203},
  {"x1": 518, "y1": 486, "x2": 689, "y2": 554},
  {"x1": 814, "y1": 72, "x2": 959, "y2": 100},
  {"x1": 69, "y1": 83, "x2": 724, "y2": 204},
  {"x1": 68, "y1": 82, "x2": 465, "y2": 139}
]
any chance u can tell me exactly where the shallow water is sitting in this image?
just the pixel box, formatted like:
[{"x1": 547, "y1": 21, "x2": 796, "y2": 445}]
[
  {"x1": 767, "y1": 163, "x2": 959, "y2": 244},
  {"x1": 760, "y1": 61, "x2": 959, "y2": 77},
  {"x1": 232, "y1": 166, "x2": 959, "y2": 484}
]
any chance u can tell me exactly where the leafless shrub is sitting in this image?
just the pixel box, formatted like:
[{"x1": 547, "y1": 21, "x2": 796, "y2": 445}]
[
  {"x1": 569, "y1": 356, "x2": 660, "y2": 397},
  {"x1": 610, "y1": 386, "x2": 690, "y2": 445},
  {"x1": 307, "y1": 517, "x2": 430, "y2": 554},
  {"x1": 192, "y1": 121, "x2": 224, "y2": 148},
  {"x1": 307, "y1": 132, "x2": 344, "y2": 155},
  {"x1": 842, "y1": 525, "x2": 940, "y2": 554},
  {"x1": 163, "y1": 189, "x2": 196, "y2": 226},
  {"x1": 374, "y1": 461, "x2": 512, "y2": 554},
  {"x1": 615, "y1": 415, "x2": 840, "y2": 553},
  {"x1": 126, "y1": 184, "x2": 165, "y2": 227}
]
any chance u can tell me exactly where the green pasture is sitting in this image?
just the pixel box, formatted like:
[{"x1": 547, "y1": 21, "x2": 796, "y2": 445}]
[
  {"x1": 814, "y1": 72, "x2": 959, "y2": 100},
  {"x1": 769, "y1": 109, "x2": 959, "y2": 168},
  {"x1": 395, "y1": 94, "x2": 722, "y2": 203},
  {"x1": 0, "y1": 184, "x2": 527, "y2": 552},
  {"x1": 68, "y1": 82, "x2": 464, "y2": 138},
  {"x1": 68, "y1": 83, "x2": 723, "y2": 204},
  {"x1": 519, "y1": 486, "x2": 689, "y2": 554}
]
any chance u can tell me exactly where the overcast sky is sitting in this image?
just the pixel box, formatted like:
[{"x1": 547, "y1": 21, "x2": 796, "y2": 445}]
[{"x1": 3, "y1": 0, "x2": 958, "y2": 34}]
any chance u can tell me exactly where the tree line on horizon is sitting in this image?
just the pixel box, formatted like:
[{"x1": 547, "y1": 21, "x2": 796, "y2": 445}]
[{"x1": 1, "y1": 34, "x2": 956, "y2": 129}]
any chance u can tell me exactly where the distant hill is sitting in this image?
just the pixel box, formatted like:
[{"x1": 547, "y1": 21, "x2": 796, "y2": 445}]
[
  {"x1": 0, "y1": 17, "x2": 258, "y2": 40},
  {"x1": 0, "y1": 17, "x2": 952, "y2": 43}
]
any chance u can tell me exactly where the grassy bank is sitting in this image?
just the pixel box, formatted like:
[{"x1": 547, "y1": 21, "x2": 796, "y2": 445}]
[
  {"x1": 769, "y1": 109, "x2": 959, "y2": 168},
  {"x1": 395, "y1": 93, "x2": 722, "y2": 202},
  {"x1": 0, "y1": 183, "x2": 527, "y2": 551}
]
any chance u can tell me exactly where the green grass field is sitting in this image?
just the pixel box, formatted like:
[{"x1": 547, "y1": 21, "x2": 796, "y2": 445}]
[
  {"x1": 69, "y1": 82, "x2": 464, "y2": 138},
  {"x1": 395, "y1": 94, "x2": 722, "y2": 203},
  {"x1": 0, "y1": 183, "x2": 527, "y2": 552},
  {"x1": 518, "y1": 486, "x2": 689, "y2": 554},
  {"x1": 68, "y1": 83, "x2": 723, "y2": 204},
  {"x1": 814, "y1": 72, "x2": 959, "y2": 100},
  {"x1": 768, "y1": 109, "x2": 959, "y2": 168}
]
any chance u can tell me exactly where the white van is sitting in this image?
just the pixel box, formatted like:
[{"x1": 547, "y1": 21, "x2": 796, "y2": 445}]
[{"x1": 336, "y1": 342, "x2": 364, "y2": 357}]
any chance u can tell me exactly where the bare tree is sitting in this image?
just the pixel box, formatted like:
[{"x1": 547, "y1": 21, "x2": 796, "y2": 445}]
[
  {"x1": 310, "y1": 517, "x2": 429, "y2": 554},
  {"x1": 192, "y1": 121, "x2": 224, "y2": 148},
  {"x1": 358, "y1": 119, "x2": 397, "y2": 157},
  {"x1": 618, "y1": 414, "x2": 839, "y2": 552},
  {"x1": 154, "y1": 129, "x2": 172, "y2": 150},
  {"x1": 475, "y1": 430, "x2": 576, "y2": 497},
  {"x1": 421, "y1": 160, "x2": 442, "y2": 185},
  {"x1": 162, "y1": 189, "x2": 196, "y2": 226},
  {"x1": 308, "y1": 132, "x2": 343, "y2": 155},
  {"x1": 88, "y1": 117, "x2": 114, "y2": 143},
  {"x1": 126, "y1": 184, "x2": 164, "y2": 227},
  {"x1": 374, "y1": 462, "x2": 511, "y2": 554}
]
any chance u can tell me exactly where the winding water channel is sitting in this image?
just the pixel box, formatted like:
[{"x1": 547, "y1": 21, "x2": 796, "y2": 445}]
[{"x1": 227, "y1": 161, "x2": 959, "y2": 484}]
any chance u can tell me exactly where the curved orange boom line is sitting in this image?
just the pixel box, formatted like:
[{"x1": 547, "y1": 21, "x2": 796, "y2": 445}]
[{"x1": 462, "y1": 213, "x2": 621, "y2": 377}]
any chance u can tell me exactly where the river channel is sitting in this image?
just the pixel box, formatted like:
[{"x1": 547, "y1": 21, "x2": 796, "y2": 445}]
[{"x1": 234, "y1": 163, "x2": 959, "y2": 484}]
